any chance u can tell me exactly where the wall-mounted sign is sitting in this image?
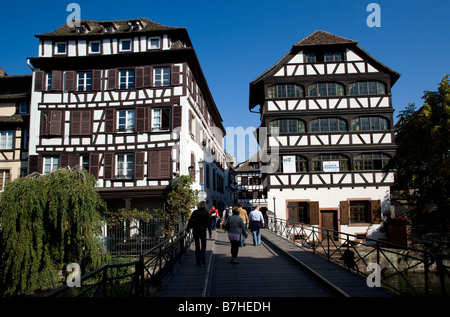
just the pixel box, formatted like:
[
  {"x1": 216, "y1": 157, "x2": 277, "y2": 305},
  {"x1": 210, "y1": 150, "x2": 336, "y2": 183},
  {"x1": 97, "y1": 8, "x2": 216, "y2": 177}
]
[
  {"x1": 282, "y1": 156, "x2": 296, "y2": 173},
  {"x1": 323, "y1": 161, "x2": 340, "y2": 172}
]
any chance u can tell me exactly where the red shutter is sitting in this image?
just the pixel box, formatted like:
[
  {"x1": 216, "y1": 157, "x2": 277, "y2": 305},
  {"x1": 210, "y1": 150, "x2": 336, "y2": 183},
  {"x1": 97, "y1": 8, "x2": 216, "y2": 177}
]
[
  {"x1": 51, "y1": 70, "x2": 62, "y2": 91},
  {"x1": 92, "y1": 70, "x2": 102, "y2": 91},
  {"x1": 89, "y1": 153, "x2": 100, "y2": 178},
  {"x1": 34, "y1": 71, "x2": 45, "y2": 91},
  {"x1": 136, "y1": 107, "x2": 149, "y2": 132},
  {"x1": 171, "y1": 65, "x2": 180, "y2": 85},
  {"x1": 103, "y1": 153, "x2": 114, "y2": 180},
  {"x1": 135, "y1": 67, "x2": 144, "y2": 88},
  {"x1": 172, "y1": 106, "x2": 182, "y2": 129},
  {"x1": 64, "y1": 71, "x2": 76, "y2": 91},
  {"x1": 104, "y1": 109, "x2": 115, "y2": 133},
  {"x1": 134, "y1": 152, "x2": 145, "y2": 179}
]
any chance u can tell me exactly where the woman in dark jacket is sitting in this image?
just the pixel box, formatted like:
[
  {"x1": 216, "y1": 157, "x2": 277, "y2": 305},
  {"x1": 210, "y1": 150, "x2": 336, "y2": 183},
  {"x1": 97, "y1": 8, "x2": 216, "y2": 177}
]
[
  {"x1": 223, "y1": 208, "x2": 248, "y2": 264},
  {"x1": 187, "y1": 201, "x2": 211, "y2": 266}
]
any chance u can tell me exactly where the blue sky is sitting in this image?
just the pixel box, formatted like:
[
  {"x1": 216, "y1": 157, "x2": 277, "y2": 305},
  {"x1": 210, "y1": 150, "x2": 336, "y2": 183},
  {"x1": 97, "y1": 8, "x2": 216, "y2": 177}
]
[{"x1": 1, "y1": 0, "x2": 449, "y2": 162}]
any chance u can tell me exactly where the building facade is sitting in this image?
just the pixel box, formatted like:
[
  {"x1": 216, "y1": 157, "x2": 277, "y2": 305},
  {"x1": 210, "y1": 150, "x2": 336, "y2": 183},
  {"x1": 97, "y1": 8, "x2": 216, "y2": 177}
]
[
  {"x1": 0, "y1": 68, "x2": 31, "y2": 192},
  {"x1": 249, "y1": 31, "x2": 400, "y2": 238},
  {"x1": 28, "y1": 18, "x2": 227, "y2": 212}
]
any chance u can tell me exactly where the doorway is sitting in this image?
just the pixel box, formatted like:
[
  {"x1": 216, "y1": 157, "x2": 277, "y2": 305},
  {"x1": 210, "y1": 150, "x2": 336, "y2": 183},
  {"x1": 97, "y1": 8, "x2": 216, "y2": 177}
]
[{"x1": 320, "y1": 209, "x2": 338, "y2": 241}]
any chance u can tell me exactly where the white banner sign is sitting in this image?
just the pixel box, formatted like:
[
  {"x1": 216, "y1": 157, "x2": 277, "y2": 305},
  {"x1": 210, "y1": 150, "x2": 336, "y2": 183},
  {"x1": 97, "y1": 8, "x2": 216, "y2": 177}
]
[
  {"x1": 323, "y1": 161, "x2": 340, "y2": 172},
  {"x1": 282, "y1": 156, "x2": 296, "y2": 173}
]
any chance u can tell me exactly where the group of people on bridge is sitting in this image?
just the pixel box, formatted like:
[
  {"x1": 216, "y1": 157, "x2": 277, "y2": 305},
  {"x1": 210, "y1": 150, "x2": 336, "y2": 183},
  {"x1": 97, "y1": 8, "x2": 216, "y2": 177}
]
[{"x1": 187, "y1": 202, "x2": 266, "y2": 265}]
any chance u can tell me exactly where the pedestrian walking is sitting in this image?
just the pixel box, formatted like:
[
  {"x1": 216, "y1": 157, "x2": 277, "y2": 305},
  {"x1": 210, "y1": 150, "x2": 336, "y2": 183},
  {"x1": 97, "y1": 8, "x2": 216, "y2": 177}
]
[
  {"x1": 223, "y1": 208, "x2": 248, "y2": 264},
  {"x1": 248, "y1": 206, "x2": 265, "y2": 246},
  {"x1": 237, "y1": 203, "x2": 249, "y2": 246},
  {"x1": 187, "y1": 201, "x2": 211, "y2": 266},
  {"x1": 209, "y1": 205, "x2": 218, "y2": 232}
]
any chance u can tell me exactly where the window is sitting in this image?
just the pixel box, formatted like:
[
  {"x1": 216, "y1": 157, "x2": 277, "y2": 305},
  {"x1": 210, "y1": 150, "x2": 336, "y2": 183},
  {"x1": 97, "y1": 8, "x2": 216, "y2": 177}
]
[
  {"x1": 287, "y1": 202, "x2": 309, "y2": 223},
  {"x1": 119, "y1": 39, "x2": 132, "y2": 52},
  {"x1": 281, "y1": 155, "x2": 308, "y2": 173},
  {"x1": 350, "y1": 201, "x2": 370, "y2": 223},
  {"x1": 312, "y1": 154, "x2": 349, "y2": 172},
  {"x1": 44, "y1": 156, "x2": 60, "y2": 174},
  {"x1": 351, "y1": 116, "x2": 389, "y2": 131},
  {"x1": 148, "y1": 37, "x2": 161, "y2": 49},
  {"x1": 311, "y1": 118, "x2": 347, "y2": 132},
  {"x1": 55, "y1": 42, "x2": 67, "y2": 54},
  {"x1": 80, "y1": 154, "x2": 89, "y2": 171},
  {"x1": 154, "y1": 67, "x2": 171, "y2": 87},
  {"x1": 116, "y1": 153, "x2": 134, "y2": 179},
  {"x1": 270, "y1": 119, "x2": 306, "y2": 134},
  {"x1": 309, "y1": 83, "x2": 344, "y2": 97},
  {"x1": 117, "y1": 110, "x2": 135, "y2": 132},
  {"x1": 77, "y1": 72, "x2": 92, "y2": 91},
  {"x1": 89, "y1": 41, "x2": 101, "y2": 54},
  {"x1": 46, "y1": 73, "x2": 52, "y2": 91},
  {"x1": 0, "y1": 170, "x2": 10, "y2": 192},
  {"x1": 267, "y1": 84, "x2": 304, "y2": 99},
  {"x1": 354, "y1": 153, "x2": 391, "y2": 171},
  {"x1": 119, "y1": 70, "x2": 135, "y2": 89},
  {"x1": 324, "y1": 51, "x2": 343, "y2": 62},
  {"x1": 151, "y1": 108, "x2": 171, "y2": 131},
  {"x1": 305, "y1": 52, "x2": 316, "y2": 62},
  {"x1": 0, "y1": 130, "x2": 14, "y2": 149},
  {"x1": 19, "y1": 102, "x2": 29, "y2": 114},
  {"x1": 349, "y1": 81, "x2": 386, "y2": 95}
]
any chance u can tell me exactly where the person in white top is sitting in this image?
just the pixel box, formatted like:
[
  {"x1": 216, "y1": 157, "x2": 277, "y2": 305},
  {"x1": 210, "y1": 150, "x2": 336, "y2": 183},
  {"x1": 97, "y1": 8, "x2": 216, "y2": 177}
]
[{"x1": 248, "y1": 206, "x2": 265, "y2": 246}]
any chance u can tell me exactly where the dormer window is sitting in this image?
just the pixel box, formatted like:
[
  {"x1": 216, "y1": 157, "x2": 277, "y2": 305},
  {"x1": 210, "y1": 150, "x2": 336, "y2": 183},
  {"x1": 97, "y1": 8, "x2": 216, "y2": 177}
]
[
  {"x1": 324, "y1": 51, "x2": 343, "y2": 62},
  {"x1": 101, "y1": 23, "x2": 116, "y2": 33},
  {"x1": 55, "y1": 42, "x2": 67, "y2": 55},
  {"x1": 119, "y1": 39, "x2": 132, "y2": 52},
  {"x1": 76, "y1": 27, "x2": 85, "y2": 34}
]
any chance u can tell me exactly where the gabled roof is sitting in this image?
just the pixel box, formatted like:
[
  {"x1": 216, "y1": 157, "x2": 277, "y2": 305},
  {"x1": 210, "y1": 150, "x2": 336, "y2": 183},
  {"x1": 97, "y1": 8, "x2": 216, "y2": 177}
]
[{"x1": 294, "y1": 30, "x2": 357, "y2": 47}]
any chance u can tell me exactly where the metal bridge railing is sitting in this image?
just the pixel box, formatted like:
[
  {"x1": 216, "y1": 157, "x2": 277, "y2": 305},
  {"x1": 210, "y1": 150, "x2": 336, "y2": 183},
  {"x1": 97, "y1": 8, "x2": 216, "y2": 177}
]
[
  {"x1": 266, "y1": 216, "x2": 446, "y2": 296},
  {"x1": 45, "y1": 229, "x2": 193, "y2": 297}
]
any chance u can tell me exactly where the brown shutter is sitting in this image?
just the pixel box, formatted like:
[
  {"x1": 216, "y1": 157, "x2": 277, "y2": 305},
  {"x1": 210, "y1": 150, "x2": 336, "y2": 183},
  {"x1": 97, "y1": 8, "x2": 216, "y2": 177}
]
[
  {"x1": 64, "y1": 71, "x2": 76, "y2": 91},
  {"x1": 103, "y1": 153, "x2": 114, "y2": 180},
  {"x1": 70, "y1": 111, "x2": 81, "y2": 135},
  {"x1": 34, "y1": 71, "x2": 45, "y2": 91},
  {"x1": 135, "y1": 107, "x2": 149, "y2": 132},
  {"x1": 89, "y1": 153, "x2": 100, "y2": 178},
  {"x1": 135, "y1": 67, "x2": 144, "y2": 88},
  {"x1": 107, "y1": 69, "x2": 116, "y2": 90},
  {"x1": 148, "y1": 150, "x2": 160, "y2": 179},
  {"x1": 81, "y1": 111, "x2": 92, "y2": 135},
  {"x1": 370, "y1": 200, "x2": 382, "y2": 224},
  {"x1": 143, "y1": 66, "x2": 152, "y2": 87},
  {"x1": 288, "y1": 205, "x2": 299, "y2": 222},
  {"x1": 28, "y1": 155, "x2": 42, "y2": 174},
  {"x1": 104, "y1": 109, "x2": 115, "y2": 133},
  {"x1": 340, "y1": 201, "x2": 350, "y2": 225},
  {"x1": 51, "y1": 70, "x2": 62, "y2": 91},
  {"x1": 160, "y1": 149, "x2": 171, "y2": 178},
  {"x1": 309, "y1": 201, "x2": 319, "y2": 225},
  {"x1": 134, "y1": 152, "x2": 145, "y2": 179},
  {"x1": 172, "y1": 106, "x2": 182, "y2": 129},
  {"x1": 49, "y1": 110, "x2": 63, "y2": 136},
  {"x1": 171, "y1": 65, "x2": 180, "y2": 85},
  {"x1": 92, "y1": 70, "x2": 102, "y2": 91},
  {"x1": 148, "y1": 149, "x2": 172, "y2": 179}
]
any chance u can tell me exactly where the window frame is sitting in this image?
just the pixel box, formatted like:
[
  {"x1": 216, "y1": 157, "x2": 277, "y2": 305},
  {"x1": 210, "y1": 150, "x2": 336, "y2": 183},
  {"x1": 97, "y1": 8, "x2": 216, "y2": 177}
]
[
  {"x1": 151, "y1": 107, "x2": 172, "y2": 132},
  {"x1": 119, "y1": 38, "x2": 132, "y2": 52},
  {"x1": 43, "y1": 156, "x2": 60, "y2": 174},
  {"x1": 148, "y1": 37, "x2": 161, "y2": 50},
  {"x1": 349, "y1": 200, "x2": 370, "y2": 224},
  {"x1": 153, "y1": 67, "x2": 171, "y2": 87},
  {"x1": 267, "y1": 84, "x2": 304, "y2": 99},
  {"x1": 118, "y1": 69, "x2": 135, "y2": 89},
  {"x1": 115, "y1": 153, "x2": 134, "y2": 179},
  {"x1": 116, "y1": 109, "x2": 136, "y2": 133},
  {"x1": 77, "y1": 71, "x2": 93, "y2": 91},
  {"x1": 349, "y1": 81, "x2": 386, "y2": 96},
  {"x1": 308, "y1": 82, "x2": 345, "y2": 97},
  {"x1": 310, "y1": 118, "x2": 347, "y2": 132},
  {"x1": 351, "y1": 116, "x2": 389, "y2": 131},
  {"x1": 270, "y1": 119, "x2": 306, "y2": 134},
  {"x1": 312, "y1": 154, "x2": 350, "y2": 172},
  {"x1": 0, "y1": 130, "x2": 14, "y2": 150},
  {"x1": 353, "y1": 153, "x2": 391, "y2": 171},
  {"x1": 88, "y1": 41, "x2": 101, "y2": 54},
  {"x1": 54, "y1": 42, "x2": 67, "y2": 55}
]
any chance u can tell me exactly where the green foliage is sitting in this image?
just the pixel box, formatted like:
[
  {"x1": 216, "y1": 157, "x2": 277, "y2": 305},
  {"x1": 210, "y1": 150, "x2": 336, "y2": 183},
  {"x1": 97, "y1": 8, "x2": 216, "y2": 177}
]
[
  {"x1": 163, "y1": 174, "x2": 198, "y2": 234},
  {"x1": 395, "y1": 75, "x2": 450, "y2": 222},
  {"x1": 105, "y1": 208, "x2": 159, "y2": 227},
  {"x1": 0, "y1": 168, "x2": 107, "y2": 296}
]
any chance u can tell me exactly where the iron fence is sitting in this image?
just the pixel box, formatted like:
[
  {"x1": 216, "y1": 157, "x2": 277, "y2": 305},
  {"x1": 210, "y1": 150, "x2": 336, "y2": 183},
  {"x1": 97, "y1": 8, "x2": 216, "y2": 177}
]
[
  {"x1": 45, "y1": 229, "x2": 193, "y2": 297},
  {"x1": 266, "y1": 216, "x2": 450, "y2": 296}
]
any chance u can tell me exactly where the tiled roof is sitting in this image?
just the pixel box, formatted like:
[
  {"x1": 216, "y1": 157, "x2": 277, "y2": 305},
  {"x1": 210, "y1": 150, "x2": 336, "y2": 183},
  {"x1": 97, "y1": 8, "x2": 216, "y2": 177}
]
[
  {"x1": 36, "y1": 18, "x2": 184, "y2": 38},
  {"x1": 294, "y1": 30, "x2": 357, "y2": 46}
]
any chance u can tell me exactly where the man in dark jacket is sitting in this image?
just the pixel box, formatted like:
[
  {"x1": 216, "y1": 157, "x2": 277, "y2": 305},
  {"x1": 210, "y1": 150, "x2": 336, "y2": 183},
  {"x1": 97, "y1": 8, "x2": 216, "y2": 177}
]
[{"x1": 187, "y1": 201, "x2": 211, "y2": 265}]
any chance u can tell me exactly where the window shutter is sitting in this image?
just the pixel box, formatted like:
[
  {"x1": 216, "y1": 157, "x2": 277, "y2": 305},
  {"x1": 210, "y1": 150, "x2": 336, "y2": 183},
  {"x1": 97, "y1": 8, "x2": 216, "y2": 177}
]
[
  {"x1": 64, "y1": 71, "x2": 76, "y2": 91},
  {"x1": 34, "y1": 71, "x2": 45, "y2": 91},
  {"x1": 28, "y1": 155, "x2": 42, "y2": 174},
  {"x1": 148, "y1": 149, "x2": 172, "y2": 179},
  {"x1": 172, "y1": 106, "x2": 182, "y2": 129},
  {"x1": 160, "y1": 149, "x2": 171, "y2": 178},
  {"x1": 135, "y1": 67, "x2": 144, "y2": 88},
  {"x1": 51, "y1": 70, "x2": 62, "y2": 91},
  {"x1": 171, "y1": 65, "x2": 180, "y2": 85},
  {"x1": 92, "y1": 70, "x2": 102, "y2": 91},
  {"x1": 309, "y1": 201, "x2": 319, "y2": 225},
  {"x1": 81, "y1": 111, "x2": 92, "y2": 135},
  {"x1": 71, "y1": 111, "x2": 91, "y2": 135},
  {"x1": 288, "y1": 205, "x2": 299, "y2": 222},
  {"x1": 134, "y1": 152, "x2": 145, "y2": 179},
  {"x1": 49, "y1": 110, "x2": 63, "y2": 136},
  {"x1": 143, "y1": 66, "x2": 152, "y2": 87},
  {"x1": 89, "y1": 153, "x2": 100, "y2": 178},
  {"x1": 135, "y1": 107, "x2": 149, "y2": 132},
  {"x1": 104, "y1": 109, "x2": 115, "y2": 133},
  {"x1": 107, "y1": 69, "x2": 116, "y2": 90},
  {"x1": 70, "y1": 111, "x2": 81, "y2": 135},
  {"x1": 340, "y1": 201, "x2": 349, "y2": 225},
  {"x1": 370, "y1": 200, "x2": 382, "y2": 224},
  {"x1": 148, "y1": 150, "x2": 160, "y2": 179},
  {"x1": 103, "y1": 153, "x2": 114, "y2": 180}
]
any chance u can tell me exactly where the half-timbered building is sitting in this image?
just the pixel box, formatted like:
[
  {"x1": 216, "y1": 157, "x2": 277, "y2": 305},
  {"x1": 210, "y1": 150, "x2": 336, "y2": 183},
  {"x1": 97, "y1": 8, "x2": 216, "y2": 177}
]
[
  {"x1": 249, "y1": 31, "x2": 400, "y2": 238},
  {"x1": 28, "y1": 18, "x2": 227, "y2": 213},
  {"x1": 0, "y1": 67, "x2": 31, "y2": 192}
]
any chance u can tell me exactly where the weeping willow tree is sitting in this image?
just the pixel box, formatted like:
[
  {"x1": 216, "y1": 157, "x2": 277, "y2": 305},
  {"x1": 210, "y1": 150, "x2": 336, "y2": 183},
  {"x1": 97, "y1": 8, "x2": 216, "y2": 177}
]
[{"x1": 0, "y1": 168, "x2": 107, "y2": 296}]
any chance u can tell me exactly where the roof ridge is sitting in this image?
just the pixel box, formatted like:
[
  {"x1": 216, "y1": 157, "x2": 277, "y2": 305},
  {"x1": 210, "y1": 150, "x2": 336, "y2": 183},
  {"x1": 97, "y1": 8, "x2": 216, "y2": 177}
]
[{"x1": 294, "y1": 30, "x2": 357, "y2": 46}]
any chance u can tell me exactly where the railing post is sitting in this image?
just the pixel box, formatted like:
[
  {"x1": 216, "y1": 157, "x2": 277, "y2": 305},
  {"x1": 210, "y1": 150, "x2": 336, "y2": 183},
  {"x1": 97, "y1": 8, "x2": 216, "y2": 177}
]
[
  {"x1": 312, "y1": 226, "x2": 316, "y2": 253},
  {"x1": 424, "y1": 252, "x2": 430, "y2": 296},
  {"x1": 327, "y1": 229, "x2": 330, "y2": 261}
]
